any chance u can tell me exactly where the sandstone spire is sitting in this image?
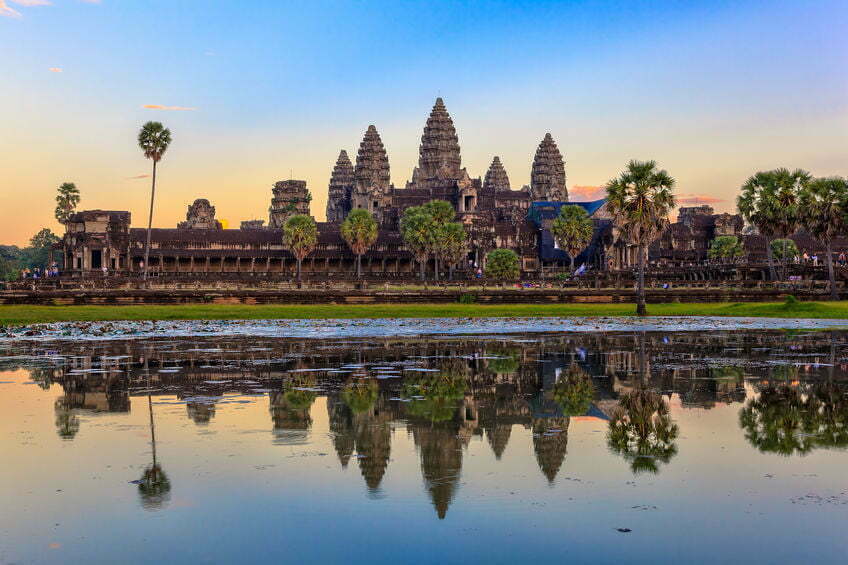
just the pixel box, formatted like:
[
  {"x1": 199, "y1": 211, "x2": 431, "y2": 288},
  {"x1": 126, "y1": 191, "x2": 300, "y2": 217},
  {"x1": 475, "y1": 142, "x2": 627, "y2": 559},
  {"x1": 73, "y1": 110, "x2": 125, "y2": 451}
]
[
  {"x1": 326, "y1": 149, "x2": 354, "y2": 223},
  {"x1": 417, "y1": 97, "x2": 461, "y2": 179},
  {"x1": 354, "y1": 125, "x2": 390, "y2": 194},
  {"x1": 530, "y1": 133, "x2": 567, "y2": 201},
  {"x1": 483, "y1": 156, "x2": 511, "y2": 191}
]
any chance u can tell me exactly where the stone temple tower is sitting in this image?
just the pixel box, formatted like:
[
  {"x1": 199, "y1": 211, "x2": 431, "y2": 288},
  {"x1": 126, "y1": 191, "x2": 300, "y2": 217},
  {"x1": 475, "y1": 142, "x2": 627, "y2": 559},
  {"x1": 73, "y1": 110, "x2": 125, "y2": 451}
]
[
  {"x1": 351, "y1": 125, "x2": 391, "y2": 218},
  {"x1": 415, "y1": 97, "x2": 461, "y2": 180},
  {"x1": 326, "y1": 150, "x2": 354, "y2": 223},
  {"x1": 268, "y1": 180, "x2": 311, "y2": 228},
  {"x1": 530, "y1": 133, "x2": 567, "y2": 202},
  {"x1": 483, "y1": 156, "x2": 511, "y2": 191}
]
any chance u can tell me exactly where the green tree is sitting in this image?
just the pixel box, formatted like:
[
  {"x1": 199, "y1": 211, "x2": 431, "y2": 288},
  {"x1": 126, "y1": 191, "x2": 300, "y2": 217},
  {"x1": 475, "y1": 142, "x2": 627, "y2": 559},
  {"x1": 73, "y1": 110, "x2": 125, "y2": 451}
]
[
  {"x1": 550, "y1": 205, "x2": 594, "y2": 268},
  {"x1": 423, "y1": 200, "x2": 457, "y2": 280},
  {"x1": 282, "y1": 214, "x2": 318, "y2": 286},
  {"x1": 138, "y1": 121, "x2": 172, "y2": 280},
  {"x1": 799, "y1": 176, "x2": 848, "y2": 300},
  {"x1": 708, "y1": 235, "x2": 745, "y2": 263},
  {"x1": 341, "y1": 379, "x2": 379, "y2": 414},
  {"x1": 434, "y1": 222, "x2": 467, "y2": 280},
  {"x1": 402, "y1": 371, "x2": 467, "y2": 423},
  {"x1": 54, "y1": 182, "x2": 80, "y2": 224},
  {"x1": 737, "y1": 168, "x2": 810, "y2": 281},
  {"x1": 340, "y1": 209, "x2": 378, "y2": 278},
  {"x1": 770, "y1": 238, "x2": 798, "y2": 261},
  {"x1": 605, "y1": 160, "x2": 676, "y2": 315},
  {"x1": 24, "y1": 228, "x2": 59, "y2": 269},
  {"x1": 484, "y1": 248, "x2": 520, "y2": 284},
  {"x1": 553, "y1": 364, "x2": 595, "y2": 417},
  {"x1": 400, "y1": 206, "x2": 436, "y2": 280}
]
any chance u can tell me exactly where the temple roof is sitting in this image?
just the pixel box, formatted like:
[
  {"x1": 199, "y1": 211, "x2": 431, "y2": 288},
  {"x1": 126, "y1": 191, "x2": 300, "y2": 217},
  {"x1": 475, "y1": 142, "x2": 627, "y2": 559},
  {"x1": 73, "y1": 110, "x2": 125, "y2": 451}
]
[
  {"x1": 530, "y1": 133, "x2": 567, "y2": 201},
  {"x1": 417, "y1": 97, "x2": 461, "y2": 179},
  {"x1": 483, "y1": 156, "x2": 511, "y2": 191},
  {"x1": 354, "y1": 125, "x2": 390, "y2": 191}
]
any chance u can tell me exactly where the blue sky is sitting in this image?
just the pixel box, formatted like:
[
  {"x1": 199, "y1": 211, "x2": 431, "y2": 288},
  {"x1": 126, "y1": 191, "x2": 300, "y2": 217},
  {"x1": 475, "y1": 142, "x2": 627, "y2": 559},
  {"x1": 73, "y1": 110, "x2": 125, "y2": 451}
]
[{"x1": 2, "y1": 0, "x2": 846, "y2": 243}]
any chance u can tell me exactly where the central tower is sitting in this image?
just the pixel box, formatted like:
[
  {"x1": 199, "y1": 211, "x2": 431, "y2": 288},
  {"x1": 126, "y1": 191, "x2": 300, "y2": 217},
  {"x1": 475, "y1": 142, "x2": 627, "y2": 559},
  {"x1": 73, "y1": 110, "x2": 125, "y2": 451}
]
[{"x1": 416, "y1": 97, "x2": 461, "y2": 180}]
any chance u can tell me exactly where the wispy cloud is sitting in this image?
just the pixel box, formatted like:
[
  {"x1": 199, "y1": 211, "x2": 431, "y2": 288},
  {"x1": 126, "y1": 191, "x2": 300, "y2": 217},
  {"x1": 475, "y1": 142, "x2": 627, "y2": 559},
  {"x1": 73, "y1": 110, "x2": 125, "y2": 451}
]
[
  {"x1": 126, "y1": 174, "x2": 151, "y2": 180},
  {"x1": 1, "y1": 1, "x2": 22, "y2": 17},
  {"x1": 676, "y1": 194, "x2": 725, "y2": 205},
  {"x1": 12, "y1": 0, "x2": 52, "y2": 6},
  {"x1": 142, "y1": 104, "x2": 197, "y2": 111},
  {"x1": 569, "y1": 185, "x2": 606, "y2": 201},
  {"x1": 48, "y1": 67, "x2": 62, "y2": 73}
]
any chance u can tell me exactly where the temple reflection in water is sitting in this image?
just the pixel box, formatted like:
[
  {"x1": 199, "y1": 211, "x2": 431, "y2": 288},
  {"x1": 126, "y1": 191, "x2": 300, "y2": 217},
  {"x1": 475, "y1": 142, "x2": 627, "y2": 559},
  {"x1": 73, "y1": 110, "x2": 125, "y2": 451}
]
[{"x1": 8, "y1": 330, "x2": 848, "y2": 519}]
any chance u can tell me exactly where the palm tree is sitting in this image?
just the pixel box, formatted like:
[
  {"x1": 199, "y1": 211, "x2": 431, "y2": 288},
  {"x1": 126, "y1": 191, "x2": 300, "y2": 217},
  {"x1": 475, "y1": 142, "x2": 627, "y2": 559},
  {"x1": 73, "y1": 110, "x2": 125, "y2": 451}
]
[
  {"x1": 550, "y1": 205, "x2": 594, "y2": 269},
  {"x1": 282, "y1": 214, "x2": 317, "y2": 287},
  {"x1": 340, "y1": 209, "x2": 378, "y2": 278},
  {"x1": 138, "y1": 122, "x2": 172, "y2": 280},
  {"x1": 435, "y1": 222, "x2": 467, "y2": 280},
  {"x1": 54, "y1": 182, "x2": 80, "y2": 224},
  {"x1": 422, "y1": 200, "x2": 456, "y2": 281},
  {"x1": 800, "y1": 176, "x2": 848, "y2": 300},
  {"x1": 737, "y1": 168, "x2": 810, "y2": 281},
  {"x1": 605, "y1": 160, "x2": 676, "y2": 316},
  {"x1": 400, "y1": 206, "x2": 435, "y2": 280}
]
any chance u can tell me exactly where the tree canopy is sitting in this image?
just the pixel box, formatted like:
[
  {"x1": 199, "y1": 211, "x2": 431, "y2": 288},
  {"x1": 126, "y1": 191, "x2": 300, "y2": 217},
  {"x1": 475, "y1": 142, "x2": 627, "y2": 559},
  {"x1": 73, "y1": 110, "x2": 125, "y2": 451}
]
[
  {"x1": 550, "y1": 205, "x2": 594, "y2": 267},
  {"x1": 54, "y1": 182, "x2": 80, "y2": 224},
  {"x1": 485, "y1": 248, "x2": 520, "y2": 280}
]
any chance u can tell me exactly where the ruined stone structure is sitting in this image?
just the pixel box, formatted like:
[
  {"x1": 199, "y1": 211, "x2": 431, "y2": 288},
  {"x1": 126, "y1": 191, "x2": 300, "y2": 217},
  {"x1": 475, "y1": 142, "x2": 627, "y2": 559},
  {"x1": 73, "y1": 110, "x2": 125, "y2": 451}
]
[
  {"x1": 177, "y1": 199, "x2": 222, "y2": 230},
  {"x1": 59, "y1": 98, "x2": 757, "y2": 278},
  {"x1": 268, "y1": 180, "x2": 311, "y2": 228}
]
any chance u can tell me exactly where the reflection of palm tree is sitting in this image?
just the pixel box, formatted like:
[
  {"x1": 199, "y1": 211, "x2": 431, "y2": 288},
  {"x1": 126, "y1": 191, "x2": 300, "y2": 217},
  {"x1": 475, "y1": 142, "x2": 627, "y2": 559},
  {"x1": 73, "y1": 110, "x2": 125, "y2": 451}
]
[
  {"x1": 270, "y1": 382, "x2": 317, "y2": 444},
  {"x1": 138, "y1": 374, "x2": 171, "y2": 510},
  {"x1": 54, "y1": 397, "x2": 79, "y2": 440},
  {"x1": 739, "y1": 383, "x2": 848, "y2": 455},
  {"x1": 607, "y1": 389, "x2": 679, "y2": 474},
  {"x1": 553, "y1": 364, "x2": 594, "y2": 417},
  {"x1": 402, "y1": 371, "x2": 467, "y2": 423}
]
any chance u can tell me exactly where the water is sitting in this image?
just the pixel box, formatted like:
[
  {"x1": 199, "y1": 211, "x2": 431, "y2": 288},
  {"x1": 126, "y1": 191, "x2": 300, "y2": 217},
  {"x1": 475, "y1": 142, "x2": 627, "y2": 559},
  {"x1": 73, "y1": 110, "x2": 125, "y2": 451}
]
[{"x1": 2, "y1": 329, "x2": 847, "y2": 564}]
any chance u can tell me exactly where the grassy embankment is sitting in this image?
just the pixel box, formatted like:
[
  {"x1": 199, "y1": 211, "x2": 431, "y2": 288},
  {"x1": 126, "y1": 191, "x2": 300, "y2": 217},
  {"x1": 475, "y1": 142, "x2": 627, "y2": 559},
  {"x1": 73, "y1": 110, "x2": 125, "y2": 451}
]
[{"x1": 2, "y1": 300, "x2": 848, "y2": 325}]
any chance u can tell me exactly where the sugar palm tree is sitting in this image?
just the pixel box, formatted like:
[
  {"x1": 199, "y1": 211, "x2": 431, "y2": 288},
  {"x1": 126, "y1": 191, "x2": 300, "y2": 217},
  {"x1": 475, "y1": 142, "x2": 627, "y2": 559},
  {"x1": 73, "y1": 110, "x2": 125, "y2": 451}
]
[
  {"x1": 737, "y1": 168, "x2": 810, "y2": 281},
  {"x1": 138, "y1": 122, "x2": 172, "y2": 280},
  {"x1": 550, "y1": 205, "x2": 594, "y2": 269},
  {"x1": 340, "y1": 209, "x2": 378, "y2": 278},
  {"x1": 800, "y1": 176, "x2": 848, "y2": 300},
  {"x1": 54, "y1": 182, "x2": 80, "y2": 224},
  {"x1": 436, "y1": 222, "x2": 468, "y2": 280},
  {"x1": 605, "y1": 160, "x2": 676, "y2": 316},
  {"x1": 400, "y1": 206, "x2": 435, "y2": 280},
  {"x1": 422, "y1": 200, "x2": 456, "y2": 281},
  {"x1": 282, "y1": 214, "x2": 318, "y2": 287}
]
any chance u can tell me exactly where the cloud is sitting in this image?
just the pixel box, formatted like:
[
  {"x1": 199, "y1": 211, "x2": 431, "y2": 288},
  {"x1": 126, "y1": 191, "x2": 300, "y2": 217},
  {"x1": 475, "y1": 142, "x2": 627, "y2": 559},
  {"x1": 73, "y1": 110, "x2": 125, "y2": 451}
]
[
  {"x1": 48, "y1": 67, "x2": 62, "y2": 72},
  {"x1": 569, "y1": 185, "x2": 606, "y2": 201},
  {"x1": 11, "y1": 0, "x2": 52, "y2": 6},
  {"x1": 142, "y1": 104, "x2": 197, "y2": 111},
  {"x1": 676, "y1": 194, "x2": 725, "y2": 205},
  {"x1": 126, "y1": 174, "x2": 151, "y2": 180},
  {"x1": 1, "y1": 1, "x2": 22, "y2": 17}
]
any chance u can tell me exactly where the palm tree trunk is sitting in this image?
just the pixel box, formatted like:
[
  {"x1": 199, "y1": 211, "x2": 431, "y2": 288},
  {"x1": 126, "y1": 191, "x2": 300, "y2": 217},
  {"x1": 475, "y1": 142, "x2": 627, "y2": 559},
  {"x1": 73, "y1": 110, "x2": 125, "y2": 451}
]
[
  {"x1": 569, "y1": 253, "x2": 574, "y2": 269},
  {"x1": 419, "y1": 257, "x2": 425, "y2": 281},
  {"x1": 765, "y1": 238, "x2": 777, "y2": 281},
  {"x1": 147, "y1": 373, "x2": 157, "y2": 468},
  {"x1": 435, "y1": 256, "x2": 440, "y2": 282},
  {"x1": 356, "y1": 254, "x2": 362, "y2": 278},
  {"x1": 143, "y1": 160, "x2": 157, "y2": 280},
  {"x1": 296, "y1": 257, "x2": 302, "y2": 288},
  {"x1": 826, "y1": 240, "x2": 837, "y2": 301},
  {"x1": 636, "y1": 244, "x2": 647, "y2": 316}
]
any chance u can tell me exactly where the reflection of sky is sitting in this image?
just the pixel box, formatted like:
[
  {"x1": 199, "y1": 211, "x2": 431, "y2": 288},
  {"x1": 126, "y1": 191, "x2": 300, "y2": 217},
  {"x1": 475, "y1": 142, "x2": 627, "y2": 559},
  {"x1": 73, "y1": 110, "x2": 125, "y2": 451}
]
[
  {"x1": 2, "y1": 366, "x2": 848, "y2": 562},
  {"x1": 2, "y1": 0, "x2": 846, "y2": 245}
]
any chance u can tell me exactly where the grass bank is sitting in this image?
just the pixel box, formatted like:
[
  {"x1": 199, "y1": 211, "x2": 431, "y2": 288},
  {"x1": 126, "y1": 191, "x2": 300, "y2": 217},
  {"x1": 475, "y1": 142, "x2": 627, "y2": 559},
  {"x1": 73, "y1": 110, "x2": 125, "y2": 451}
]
[{"x1": 2, "y1": 300, "x2": 848, "y2": 325}]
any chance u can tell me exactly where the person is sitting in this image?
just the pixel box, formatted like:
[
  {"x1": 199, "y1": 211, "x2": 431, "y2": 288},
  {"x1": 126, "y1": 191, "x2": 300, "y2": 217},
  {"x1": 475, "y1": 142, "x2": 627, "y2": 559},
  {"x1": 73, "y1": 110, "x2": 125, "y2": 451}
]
[
  {"x1": 102, "y1": 265, "x2": 108, "y2": 277},
  {"x1": 839, "y1": 252, "x2": 846, "y2": 266},
  {"x1": 812, "y1": 254, "x2": 818, "y2": 267},
  {"x1": 476, "y1": 268, "x2": 482, "y2": 279}
]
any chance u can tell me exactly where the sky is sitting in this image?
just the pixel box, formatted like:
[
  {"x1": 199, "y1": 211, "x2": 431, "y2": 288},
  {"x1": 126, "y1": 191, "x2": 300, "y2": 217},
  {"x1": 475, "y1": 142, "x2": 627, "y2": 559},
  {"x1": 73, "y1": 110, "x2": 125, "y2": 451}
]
[{"x1": 1, "y1": 0, "x2": 846, "y2": 246}]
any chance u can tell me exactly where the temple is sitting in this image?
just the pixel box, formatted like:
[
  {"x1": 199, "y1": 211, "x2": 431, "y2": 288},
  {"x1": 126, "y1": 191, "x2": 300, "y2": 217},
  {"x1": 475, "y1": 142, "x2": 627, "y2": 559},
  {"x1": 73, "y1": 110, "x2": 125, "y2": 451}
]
[{"x1": 61, "y1": 98, "x2": 754, "y2": 277}]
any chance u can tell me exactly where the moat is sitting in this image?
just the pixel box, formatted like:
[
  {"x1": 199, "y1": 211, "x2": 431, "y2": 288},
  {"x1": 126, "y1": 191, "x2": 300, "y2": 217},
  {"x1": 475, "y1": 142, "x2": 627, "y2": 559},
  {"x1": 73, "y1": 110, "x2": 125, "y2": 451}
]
[{"x1": 2, "y1": 330, "x2": 848, "y2": 564}]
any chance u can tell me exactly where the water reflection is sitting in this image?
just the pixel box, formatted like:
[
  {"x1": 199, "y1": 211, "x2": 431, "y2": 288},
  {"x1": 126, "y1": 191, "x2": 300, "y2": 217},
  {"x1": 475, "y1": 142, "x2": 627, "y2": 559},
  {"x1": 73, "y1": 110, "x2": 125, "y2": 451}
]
[{"x1": 4, "y1": 330, "x2": 848, "y2": 520}]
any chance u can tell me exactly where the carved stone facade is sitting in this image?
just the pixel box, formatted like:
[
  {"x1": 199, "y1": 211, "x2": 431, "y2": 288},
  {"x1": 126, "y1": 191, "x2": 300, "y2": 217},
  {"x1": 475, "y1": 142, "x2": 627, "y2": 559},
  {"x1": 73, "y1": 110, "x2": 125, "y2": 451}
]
[
  {"x1": 178, "y1": 199, "x2": 222, "y2": 230},
  {"x1": 268, "y1": 180, "x2": 311, "y2": 228},
  {"x1": 326, "y1": 150, "x2": 354, "y2": 223}
]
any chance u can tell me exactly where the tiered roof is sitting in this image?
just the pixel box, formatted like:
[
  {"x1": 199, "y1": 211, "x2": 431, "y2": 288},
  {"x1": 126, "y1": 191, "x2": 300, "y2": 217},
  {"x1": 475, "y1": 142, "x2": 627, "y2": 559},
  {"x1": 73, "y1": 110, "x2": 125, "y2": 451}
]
[
  {"x1": 417, "y1": 97, "x2": 461, "y2": 179},
  {"x1": 326, "y1": 150, "x2": 354, "y2": 222},
  {"x1": 483, "y1": 156, "x2": 511, "y2": 191},
  {"x1": 530, "y1": 133, "x2": 567, "y2": 202},
  {"x1": 354, "y1": 125, "x2": 390, "y2": 192}
]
